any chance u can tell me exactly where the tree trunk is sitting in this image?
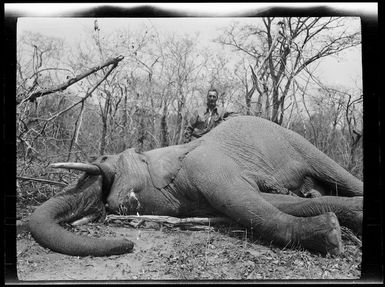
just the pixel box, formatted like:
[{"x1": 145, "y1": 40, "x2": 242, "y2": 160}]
[
  {"x1": 271, "y1": 87, "x2": 280, "y2": 124},
  {"x1": 174, "y1": 90, "x2": 185, "y2": 145},
  {"x1": 245, "y1": 91, "x2": 252, "y2": 115},
  {"x1": 178, "y1": 115, "x2": 186, "y2": 145},
  {"x1": 160, "y1": 100, "x2": 169, "y2": 147},
  {"x1": 348, "y1": 133, "x2": 361, "y2": 173},
  {"x1": 99, "y1": 116, "x2": 107, "y2": 155},
  {"x1": 244, "y1": 80, "x2": 256, "y2": 116},
  {"x1": 136, "y1": 108, "x2": 146, "y2": 153},
  {"x1": 67, "y1": 101, "x2": 85, "y2": 161},
  {"x1": 99, "y1": 92, "x2": 110, "y2": 155},
  {"x1": 122, "y1": 86, "x2": 128, "y2": 151},
  {"x1": 277, "y1": 78, "x2": 293, "y2": 125}
]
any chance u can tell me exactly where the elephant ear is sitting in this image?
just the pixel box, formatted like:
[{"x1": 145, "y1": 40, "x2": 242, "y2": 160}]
[{"x1": 143, "y1": 142, "x2": 200, "y2": 189}]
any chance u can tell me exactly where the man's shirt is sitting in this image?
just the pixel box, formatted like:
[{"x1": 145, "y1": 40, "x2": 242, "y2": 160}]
[{"x1": 183, "y1": 105, "x2": 227, "y2": 142}]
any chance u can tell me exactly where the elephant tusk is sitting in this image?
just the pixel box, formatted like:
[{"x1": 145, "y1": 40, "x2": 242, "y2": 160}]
[
  {"x1": 71, "y1": 214, "x2": 99, "y2": 226},
  {"x1": 49, "y1": 162, "x2": 101, "y2": 175}
]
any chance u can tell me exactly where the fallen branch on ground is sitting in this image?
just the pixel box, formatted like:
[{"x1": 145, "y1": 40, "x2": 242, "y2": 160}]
[
  {"x1": 17, "y1": 176, "x2": 67, "y2": 187},
  {"x1": 341, "y1": 226, "x2": 362, "y2": 247},
  {"x1": 105, "y1": 215, "x2": 233, "y2": 227}
]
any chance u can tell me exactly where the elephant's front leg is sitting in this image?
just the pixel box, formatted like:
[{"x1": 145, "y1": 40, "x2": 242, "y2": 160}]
[
  {"x1": 260, "y1": 193, "x2": 363, "y2": 235},
  {"x1": 186, "y1": 154, "x2": 343, "y2": 255}
]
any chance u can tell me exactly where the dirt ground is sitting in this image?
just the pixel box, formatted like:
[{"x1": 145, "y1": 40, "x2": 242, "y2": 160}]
[{"x1": 15, "y1": 206, "x2": 362, "y2": 283}]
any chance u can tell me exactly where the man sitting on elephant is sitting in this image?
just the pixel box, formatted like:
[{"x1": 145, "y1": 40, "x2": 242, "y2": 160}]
[{"x1": 183, "y1": 88, "x2": 237, "y2": 143}]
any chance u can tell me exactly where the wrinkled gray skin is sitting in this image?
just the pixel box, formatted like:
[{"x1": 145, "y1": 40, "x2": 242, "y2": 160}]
[{"x1": 29, "y1": 116, "x2": 363, "y2": 257}]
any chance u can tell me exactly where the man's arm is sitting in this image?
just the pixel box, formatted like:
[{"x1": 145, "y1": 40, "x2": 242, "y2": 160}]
[{"x1": 223, "y1": 110, "x2": 240, "y2": 119}]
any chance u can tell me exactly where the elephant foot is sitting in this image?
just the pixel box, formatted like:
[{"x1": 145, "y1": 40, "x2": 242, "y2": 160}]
[
  {"x1": 296, "y1": 212, "x2": 342, "y2": 255},
  {"x1": 342, "y1": 197, "x2": 363, "y2": 236}
]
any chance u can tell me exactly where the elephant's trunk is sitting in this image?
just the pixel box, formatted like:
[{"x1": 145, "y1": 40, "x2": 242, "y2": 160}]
[{"x1": 28, "y1": 175, "x2": 134, "y2": 256}]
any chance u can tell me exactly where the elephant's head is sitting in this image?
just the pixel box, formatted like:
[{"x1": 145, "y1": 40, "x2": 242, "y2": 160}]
[
  {"x1": 28, "y1": 149, "x2": 145, "y2": 256},
  {"x1": 28, "y1": 144, "x2": 197, "y2": 256}
]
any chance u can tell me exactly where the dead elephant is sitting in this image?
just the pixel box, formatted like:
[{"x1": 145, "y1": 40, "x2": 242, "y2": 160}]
[{"x1": 29, "y1": 116, "x2": 363, "y2": 256}]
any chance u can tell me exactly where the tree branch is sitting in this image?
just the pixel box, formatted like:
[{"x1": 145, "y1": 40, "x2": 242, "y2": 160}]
[
  {"x1": 17, "y1": 55, "x2": 124, "y2": 105},
  {"x1": 43, "y1": 60, "x2": 121, "y2": 122},
  {"x1": 16, "y1": 176, "x2": 67, "y2": 187},
  {"x1": 105, "y1": 215, "x2": 233, "y2": 227}
]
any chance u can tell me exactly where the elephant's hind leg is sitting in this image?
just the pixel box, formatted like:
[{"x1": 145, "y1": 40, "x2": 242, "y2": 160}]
[
  {"x1": 260, "y1": 193, "x2": 363, "y2": 235},
  {"x1": 186, "y1": 154, "x2": 343, "y2": 255},
  {"x1": 209, "y1": 179, "x2": 342, "y2": 254}
]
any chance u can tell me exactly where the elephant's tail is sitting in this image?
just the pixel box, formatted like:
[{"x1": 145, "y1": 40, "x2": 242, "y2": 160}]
[
  {"x1": 288, "y1": 131, "x2": 363, "y2": 197},
  {"x1": 309, "y1": 149, "x2": 363, "y2": 197},
  {"x1": 28, "y1": 176, "x2": 134, "y2": 256}
]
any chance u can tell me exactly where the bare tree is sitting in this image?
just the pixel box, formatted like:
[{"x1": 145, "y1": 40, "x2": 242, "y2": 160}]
[
  {"x1": 205, "y1": 54, "x2": 240, "y2": 111},
  {"x1": 17, "y1": 32, "x2": 66, "y2": 102},
  {"x1": 289, "y1": 80, "x2": 363, "y2": 178},
  {"x1": 217, "y1": 17, "x2": 361, "y2": 125},
  {"x1": 147, "y1": 34, "x2": 208, "y2": 145},
  {"x1": 17, "y1": 32, "x2": 67, "y2": 161},
  {"x1": 66, "y1": 21, "x2": 156, "y2": 154}
]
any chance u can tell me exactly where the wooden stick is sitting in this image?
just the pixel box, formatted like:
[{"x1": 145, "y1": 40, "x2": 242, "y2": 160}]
[
  {"x1": 105, "y1": 215, "x2": 233, "y2": 226},
  {"x1": 16, "y1": 176, "x2": 67, "y2": 187},
  {"x1": 341, "y1": 226, "x2": 362, "y2": 246}
]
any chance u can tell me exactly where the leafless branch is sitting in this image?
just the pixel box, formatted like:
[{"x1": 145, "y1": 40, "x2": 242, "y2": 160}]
[
  {"x1": 44, "y1": 60, "x2": 121, "y2": 122},
  {"x1": 17, "y1": 55, "x2": 124, "y2": 105},
  {"x1": 105, "y1": 215, "x2": 233, "y2": 227},
  {"x1": 17, "y1": 176, "x2": 67, "y2": 187},
  {"x1": 67, "y1": 101, "x2": 85, "y2": 161}
]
